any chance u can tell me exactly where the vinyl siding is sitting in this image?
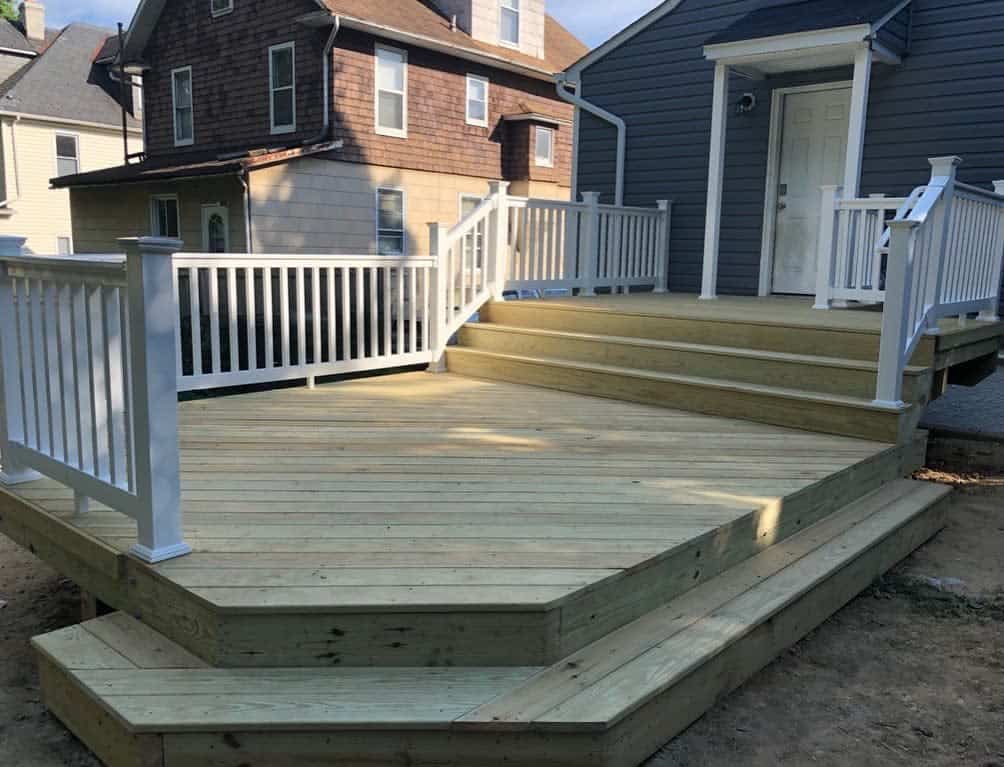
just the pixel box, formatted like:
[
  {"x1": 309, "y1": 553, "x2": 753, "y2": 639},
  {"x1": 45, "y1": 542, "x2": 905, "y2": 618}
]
[
  {"x1": 576, "y1": 0, "x2": 1004, "y2": 296},
  {"x1": 0, "y1": 117, "x2": 142, "y2": 254}
]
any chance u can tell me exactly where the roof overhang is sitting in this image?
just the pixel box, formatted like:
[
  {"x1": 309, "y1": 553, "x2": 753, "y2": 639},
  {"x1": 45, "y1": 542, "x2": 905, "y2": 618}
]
[
  {"x1": 703, "y1": 25, "x2": 898, "y2": 77},
  {"x1": 502, "y1": 112, "x2": 571, "y2": 127}
]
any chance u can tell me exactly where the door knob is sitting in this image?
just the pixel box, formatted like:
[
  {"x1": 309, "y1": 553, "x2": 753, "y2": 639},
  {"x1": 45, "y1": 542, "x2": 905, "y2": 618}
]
[{"x1": 777, "y1": 202, "x2": 787, "y2": 211}]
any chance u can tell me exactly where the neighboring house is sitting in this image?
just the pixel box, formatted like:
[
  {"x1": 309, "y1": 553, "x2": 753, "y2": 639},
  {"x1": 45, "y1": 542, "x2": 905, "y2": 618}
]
[
  {"x1": 54, "y1": 0, "x2": 586, "y2": 256},
  {"x1": 564, "y1": 0, "x2": 1004, "y2": 303},
  {"x1": 0, "y1": 1, "x2": 143, "y2": 254}
]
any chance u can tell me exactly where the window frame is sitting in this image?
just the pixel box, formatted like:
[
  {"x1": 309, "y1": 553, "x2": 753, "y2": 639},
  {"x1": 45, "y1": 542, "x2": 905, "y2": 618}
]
[
  {"x1": 375, "y1": 187, "x2": 407, "y2": 256},
  {"x1": 268, "y1": 41, "x2": 296, "y2": 135},
  {"x1": 210, "y1": 0, "x2": 233, "y2": 17},
  {"x1": 171, "y1": 66, "x2": 194, "y2": 147},
  {"x1": 534, "y1": 125, "x2": 554, "y2": 168},
  {"x1": 465, "y1": 74, "x2": 489, "y2": 128},
  {"x1": 150, "y1": 194, "x2": 181, "y2": 239},
  {"x1": 374, "y1": 44, "x2": 408, "y2": 139},
  {"x1": 499, "y1": 0, "x2": 520, "y2": 47},
  {"x1": 54, "y1": 132, "x2": 80, "y2": 177},
  {"x1": 56, "y1": 236, "x2": 73, "y2": 255}
]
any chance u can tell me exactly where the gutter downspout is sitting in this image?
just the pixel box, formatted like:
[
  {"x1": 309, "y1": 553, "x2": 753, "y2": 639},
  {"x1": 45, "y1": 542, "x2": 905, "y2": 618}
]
[
  {"x1": 555, "y1": 73, "x2": 625, "y2": 206},
  {"x1": 239, "y1": 170, "x2": 253, "y2": 254},
  {"x1": 305, "y1": 15, "x2": 341, "y2": 145}
]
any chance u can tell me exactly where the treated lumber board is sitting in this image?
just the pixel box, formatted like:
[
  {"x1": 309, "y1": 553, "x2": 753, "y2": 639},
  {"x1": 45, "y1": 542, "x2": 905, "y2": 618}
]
[
  {"x1": 33, "y1": 624, "x2": 138, "y2": 670},
  {"x1": 83, "y1": 614, "x2": 210, "y2": 670}
]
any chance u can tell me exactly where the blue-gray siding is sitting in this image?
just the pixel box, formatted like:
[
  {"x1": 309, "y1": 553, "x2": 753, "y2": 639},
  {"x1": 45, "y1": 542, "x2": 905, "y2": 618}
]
[{"x1": 576, "y1": 0, "x2": 1004, "y2": 297}]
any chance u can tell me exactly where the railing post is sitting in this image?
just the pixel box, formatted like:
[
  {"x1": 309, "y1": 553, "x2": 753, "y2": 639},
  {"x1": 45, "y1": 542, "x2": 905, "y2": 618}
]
[
  {"x1": 874, "y1": 220, "x2": 918, "y2": 407},
  {"x1": 813, "y1": 185, "x2": 842, "y2": 309},
  {"x1": 655, "y1": 200, "x2": 672, "y2": 293},
  {"x1": 427, "y1": 223, "x2": 449, "y2": 372},
  {"x1": 925, "y1": 157, "x2": 961, "y2": 316},
  {"x1": 580, "y1": 191, "x2": 601, "y2": 296},
  {"x1": 118, "y1": 237, "x2": 190, "y2": 563},
  {"x1": 0, "y1": 236, "x2": 42, "y2": 485},
  {"x1": 979, "y1": 179, "x2": 1004, "y2": 322},
  {"x1": 487, "y1": 180, "x2": 510, "y2": 301}
]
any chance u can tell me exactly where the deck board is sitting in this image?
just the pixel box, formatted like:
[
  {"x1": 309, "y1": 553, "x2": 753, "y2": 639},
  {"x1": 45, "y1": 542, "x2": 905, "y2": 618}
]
[{"x1": 7, "y1": 372, "x2": 890, "y2": 613}]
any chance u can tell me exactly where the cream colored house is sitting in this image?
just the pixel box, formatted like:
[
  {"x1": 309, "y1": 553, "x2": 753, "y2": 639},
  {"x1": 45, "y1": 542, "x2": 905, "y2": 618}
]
[{"x1": 0, "y1": 4, "x2": 142, "y2": 254}]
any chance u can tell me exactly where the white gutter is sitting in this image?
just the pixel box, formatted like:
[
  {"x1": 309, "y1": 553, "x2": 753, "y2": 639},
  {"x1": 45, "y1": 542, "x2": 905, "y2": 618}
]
[
  {"x1": 304, "y1": 14, "x2": 341, "y2": 144},
  {"x1": 239, "y1": 172, "x2": 254, "y2": 254},
  {"x1": 555, "y1": 73, "x2": 625, "y2": 206}
]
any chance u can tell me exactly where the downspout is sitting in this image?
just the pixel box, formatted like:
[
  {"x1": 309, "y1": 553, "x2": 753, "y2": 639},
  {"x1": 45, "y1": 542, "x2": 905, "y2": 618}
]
[
  {"x1": 0, "y1": 115, "x2": 22, "y2": 208},
  {"x1": 305, "y1": 15, "x2": 341, "y2": 144},
  {"x1": 555, "y1": 73, "x2": 625, "y2": 206},
  {"x1": 239, "y1": 170, "x2": 253, "y2": 254}
]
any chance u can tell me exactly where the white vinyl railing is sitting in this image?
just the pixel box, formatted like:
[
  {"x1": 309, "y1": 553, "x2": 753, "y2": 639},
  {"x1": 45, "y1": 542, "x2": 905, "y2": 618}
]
[
  {"x1": 0, "y1": 183, "x2": 672, "y2": 561},
  {"x1": 505, "y1": 192, "x2": 671, "y2": 295},
  {"x1": 0, "y1": 237, "x2": 188, "y2": 563},
  {"x1": 874, "y1": 157, "x2": 1004, "y2": 406},
  {"x1": 814, "y1": 187, "x2": 925, "y2": 307},
  {"x1": 173, "y1": 254, "x2": 435, "y2": 391}
]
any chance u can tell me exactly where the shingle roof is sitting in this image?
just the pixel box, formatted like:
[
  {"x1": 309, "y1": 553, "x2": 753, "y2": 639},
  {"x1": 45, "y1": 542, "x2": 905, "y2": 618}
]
[
  {"x1": 0, "y1": 19, "x2": 35, "y2": 54},
  {"x1": 706, "y1": 0, "x2": 908, "y2": 45},
  {"x1": 0, "y1": 23, "x2": 138, "y2": 129},
  {"x1": 320, "y1": 0, "x2": 587, "y2": 75}
]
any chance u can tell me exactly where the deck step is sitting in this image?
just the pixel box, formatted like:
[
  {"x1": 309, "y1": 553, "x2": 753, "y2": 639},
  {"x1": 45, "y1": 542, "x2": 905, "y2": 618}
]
[
  {"x1": 481, "y1": 299, "x2": 939, "y2": 364},
  {"x1": 459, "y1": 323, "x2": 931, "y2": 403},
  {"x1": 32, "y1": 479, "x2": 951, "y2": 767},
  {"x1": 446, "y1": 346, "x2": 914, "y2": 443}
]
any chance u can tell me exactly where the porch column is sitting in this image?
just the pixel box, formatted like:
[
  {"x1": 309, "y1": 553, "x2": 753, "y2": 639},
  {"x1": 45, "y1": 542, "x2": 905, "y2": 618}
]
[
  {"x1": 701, "y1": 62, "x2": 729, "y2": 300},
  {"x1": 843, "y1": 45, "x2": 873, "y2": 197}
]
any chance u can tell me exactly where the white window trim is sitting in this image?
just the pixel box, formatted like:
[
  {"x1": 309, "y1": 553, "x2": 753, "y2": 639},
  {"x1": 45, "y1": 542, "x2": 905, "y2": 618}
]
[
  {"x1": 465, "y1": 74, "x2": 489, "y2": 128},
  {"x1": 150, "y1": 194, "x2": 181, "y2": 238},
  {"x1": 54, "y1": 131, "x2": 80, "y2": 177},
  {"x1": 499, "y1": 0, "x2": 520, "y2": 48},
  {"x1": 171, "y1": 66, "x2": 194, "y2": 147},
  {"x1": 210, "y1": 0, "x2": 233, "y2": 18},
  {"x1": 269, "y1": 41, "x2": 296, "y2": 135},
  {"x1": 374, "y1": 44, "x2": 408, "y2": 139},
  {"x1": 375, "y1": 187, "x2": 407, "y2": 256},
  {"x1": 534, "y1": 126, "x2": 554, "y2": 168},
  {"x1": 56, "y1": 236, "x2": 73, "y2": 255}
]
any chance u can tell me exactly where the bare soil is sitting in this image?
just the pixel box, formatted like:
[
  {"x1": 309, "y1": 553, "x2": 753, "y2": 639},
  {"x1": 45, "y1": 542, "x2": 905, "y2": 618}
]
[{"x1": 1, "y1": 474, "x2": 1001, "y2": 767}]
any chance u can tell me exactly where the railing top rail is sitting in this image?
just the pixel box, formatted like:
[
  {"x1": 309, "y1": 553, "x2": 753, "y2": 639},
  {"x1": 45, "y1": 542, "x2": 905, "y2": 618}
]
[
  {"x1": 596, "y1": 203, "x2": 663, "y2": 214},
  {"x1": 173, "y1": 253, "x2": 437, "y2": 268},
  {"x1": 443, "y1": 195, "x2": 497, "y2": 251},
  {"x1": 835, "y1": 196, "x2": 910, "y2": 210},
  {"x1": 953, "y1": 181, "x2": 1004, "y2": 205},
  {"x1": 1, "y1": 253, "x2": 127, "y2": 282}
]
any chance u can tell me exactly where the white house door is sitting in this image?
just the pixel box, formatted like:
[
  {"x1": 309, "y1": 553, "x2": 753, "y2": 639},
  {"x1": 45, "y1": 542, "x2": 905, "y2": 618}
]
[
  {"x1": 771, "y1": 86, "x2": 851, "y2": 295},
  {"x1": 202, "y1": 205, "x2": 229, "y2": 253}
]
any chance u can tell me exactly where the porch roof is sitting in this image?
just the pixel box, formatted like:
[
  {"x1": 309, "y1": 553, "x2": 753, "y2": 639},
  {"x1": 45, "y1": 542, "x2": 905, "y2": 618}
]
[
  {"x1": 706, "y1": 0, "x2": 908, "y2": 47},
  {"x1": 49, "y1": 140, "x2": 343, "y2": 189}
]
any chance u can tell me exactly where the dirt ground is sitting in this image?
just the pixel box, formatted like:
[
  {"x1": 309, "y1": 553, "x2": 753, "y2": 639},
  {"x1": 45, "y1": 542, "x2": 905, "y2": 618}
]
[{"x1": 1, "y1": 473, "x2": 1001, "y2": 767}]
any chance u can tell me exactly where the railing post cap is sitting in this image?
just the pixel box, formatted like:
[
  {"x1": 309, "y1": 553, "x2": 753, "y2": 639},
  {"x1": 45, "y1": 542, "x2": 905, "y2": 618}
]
[
  {"x1": 581, "y1": 191, "x2": 601, "y2": 204},
  {"x1": 488, "y1": 179, "x2": 510, "y2": 192},
  {"x1": 887, "y1": 218, "x2": 920, "y2": 230},
  {"x1": 927, "y1": 156, "x2": 963, "y2": 175},
  {"x1": 657, "y1": 199, "x2": 672, "y2": 209},
  {"x1": 993, "y1": 180, "x2": 1004, "y2": 194},
  {"x1": 117, "y1": 236, "x2": 183, "y2": 256},
  {"x1": 0, "y1": 235, "x2": 27, "y2": 250}
]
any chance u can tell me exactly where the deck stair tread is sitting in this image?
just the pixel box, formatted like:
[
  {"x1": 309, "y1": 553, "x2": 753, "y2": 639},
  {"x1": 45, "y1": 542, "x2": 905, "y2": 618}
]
[
  {"x1": 32, "y1": 479, "x2": 949, "y2": 740},
  {"x1": 462, "y1": 323, "x2": 929, "y2": 374},
  {"x1": 447, "y1": 347, "x2": 909, "y2": 413}
]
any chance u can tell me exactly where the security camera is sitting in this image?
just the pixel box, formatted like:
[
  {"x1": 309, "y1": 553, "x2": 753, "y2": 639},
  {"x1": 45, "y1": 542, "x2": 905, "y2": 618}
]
[{"x1": 737, "y1": 93, "x2": 756, "y2": 114}]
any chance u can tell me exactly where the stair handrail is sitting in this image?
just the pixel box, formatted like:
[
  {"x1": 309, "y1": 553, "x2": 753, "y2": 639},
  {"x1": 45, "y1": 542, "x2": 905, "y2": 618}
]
[{"x1": 874, "y1": 156, "x2": 1004, "y2": 406}]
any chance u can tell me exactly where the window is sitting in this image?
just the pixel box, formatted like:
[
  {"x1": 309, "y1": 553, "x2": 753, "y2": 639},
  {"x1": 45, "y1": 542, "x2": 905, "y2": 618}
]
[
  {"x1": 55, "y1": 134, "x2": 79, "y2": 176},
  {"x1": 375, "y1": 45, "x2": 407, "y2": 138},
  {"x1": 466, "y1": 74, "x2": 488, "y2": 127},
  {"x1": 57, "y1": 237, "x2": 72, "y2": 255},
  {"x1": 269, "y1": 42, "x2": 296, "y2": 134},
  {"x1": 151, "y1": 196, "x2": 180, "y2": 238},
  {"x1": 210, "y1": 0, "x2": 233, "y2": 17},
  {"x1": 171, "y1": 67, "x2": 194, "y2": 146},
  {"x1": 376, "y1": 188, "x2": 405, "y2": 255},
  {"x1": 132, "y1": 74, "x2": 143, "y2": 119},
  {"x1": 500, "y1": 0, "x2": 520, "y2": 46},
  {"x1": 202, "y1": 205, "x2": 229, "y2": 252},
  {"x1": 534, "y1": 126, "x2": 554, "y2": 167}
]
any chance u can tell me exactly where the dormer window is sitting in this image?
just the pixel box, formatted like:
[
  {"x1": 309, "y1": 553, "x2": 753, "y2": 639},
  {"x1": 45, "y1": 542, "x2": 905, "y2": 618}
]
[
  {"x1": 500, "y1": 0, "x2": 520, "y2": 47},
  {"x1": 534, "y1": 126, "x2": 554, "y2": 167},
  {"x1": 211, "y1": 0, "x2": 233, "y2": 17}
]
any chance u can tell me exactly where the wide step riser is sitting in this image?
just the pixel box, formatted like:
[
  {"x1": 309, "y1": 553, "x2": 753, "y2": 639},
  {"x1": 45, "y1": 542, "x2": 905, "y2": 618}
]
[
  {"x1": 447, "y1": 349, "x2": 908, "y2": 443},
  {"x1": 482, "y1": 302, "x2": 938, "y2": 365},
  {"x1": 459, "y1": 325, "x2": 929, "y2": 404}
]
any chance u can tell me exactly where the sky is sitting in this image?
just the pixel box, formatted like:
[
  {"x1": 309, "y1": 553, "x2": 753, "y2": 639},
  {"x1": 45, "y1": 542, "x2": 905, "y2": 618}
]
[{"x1": 43, "y1": 0, "x2": 665, "y2": 48}]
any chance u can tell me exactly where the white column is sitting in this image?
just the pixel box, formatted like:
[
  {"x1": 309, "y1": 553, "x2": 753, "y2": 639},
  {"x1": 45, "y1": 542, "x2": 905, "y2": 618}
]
[
  {"x1": 655, "y1": 200, "x2": 672, "y2": 293},
  {"x1": 0, "y1": 237, "x2": 42, "y2": 485},
  {"x1": 874, "y1": 220, "x2": 918, "y2": 407},
  {"x1": 580, "y1": 191, "x2": 602, "y2": 296},
  {"x1": 487, "y1": 180, "x2": 510, "y2": 301},
  {"x1": 701, "y1": 62, "x2": 729, "y2": 300},
  {"x1": 843, "y1": 45, "x2": 873, "y2": 197},
  {"x1": 120, "y1": 236, "x2": 190, "y2": 564}
]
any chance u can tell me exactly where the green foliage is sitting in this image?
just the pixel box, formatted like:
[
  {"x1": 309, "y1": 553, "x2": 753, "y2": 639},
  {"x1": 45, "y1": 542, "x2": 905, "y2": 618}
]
[{"x1": 0, "y1": 1, "x2": 17, "y2": 22}]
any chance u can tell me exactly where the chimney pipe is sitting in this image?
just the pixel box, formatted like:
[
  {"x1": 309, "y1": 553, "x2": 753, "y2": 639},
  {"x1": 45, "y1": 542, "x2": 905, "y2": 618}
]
[
  {"x1": 18, "y1": 1, "x2": 45, "y2": 43},
  {"x1": 451, "y1": 14, "x2": 457, "y2": 32}
]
